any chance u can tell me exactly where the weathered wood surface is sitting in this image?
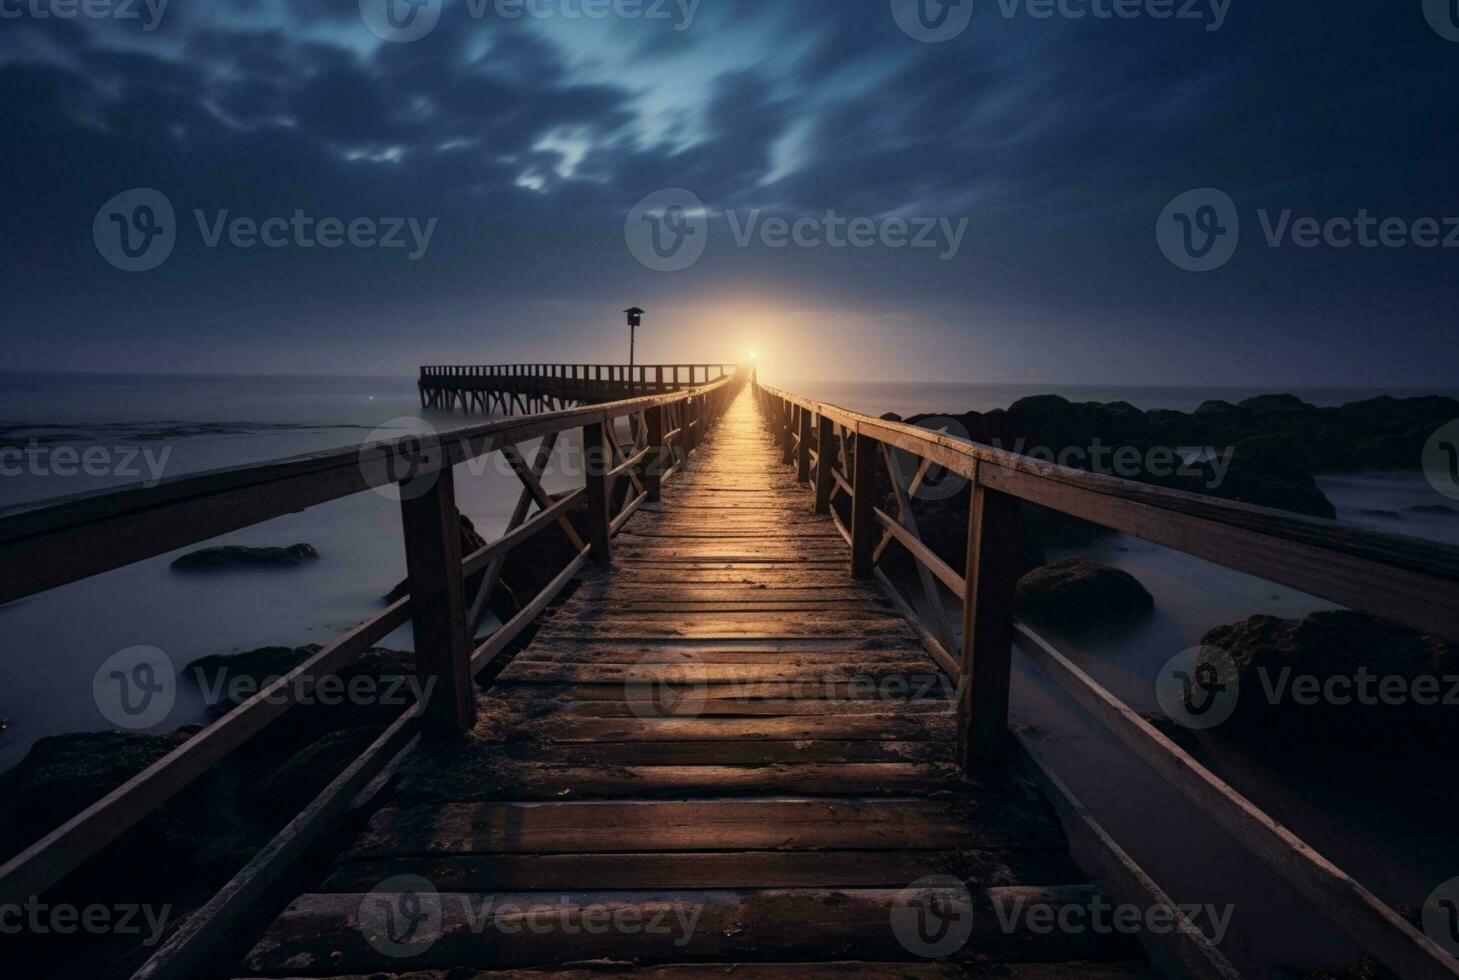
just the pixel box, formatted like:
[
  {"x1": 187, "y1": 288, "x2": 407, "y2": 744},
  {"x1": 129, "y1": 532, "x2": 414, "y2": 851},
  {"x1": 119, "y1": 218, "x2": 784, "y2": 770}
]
[{"x1": 241, "y1": 389, "x2": 1134, "y2": 977}]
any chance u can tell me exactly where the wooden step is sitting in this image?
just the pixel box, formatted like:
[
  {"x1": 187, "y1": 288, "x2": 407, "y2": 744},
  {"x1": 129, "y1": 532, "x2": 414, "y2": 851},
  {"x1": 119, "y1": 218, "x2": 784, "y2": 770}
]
[
  {"x1": 322, "y1": 848, "x2": 1084, "y2": 892},
  {"x1": 392, "y1": 760, "x2": 970, "y2": 802},
  {"x1": 236, "y1": 962, "x2": 1149, "y2": 974},
  {"x1": 243, "y1": 886, "x2": 1141, "y2": 974},
  {"x1": 237, "y1": 964, "x2": 1155, "y2": 979},
  {"x1": 342, "y1": 799, "x2": 1062, "y2": 859}
]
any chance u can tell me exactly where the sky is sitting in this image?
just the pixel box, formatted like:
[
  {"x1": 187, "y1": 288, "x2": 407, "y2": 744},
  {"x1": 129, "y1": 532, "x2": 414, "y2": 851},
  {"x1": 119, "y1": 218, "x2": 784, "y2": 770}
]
[{"x1": 1, "y1": 0, "x2": 1456, "y2": 385}]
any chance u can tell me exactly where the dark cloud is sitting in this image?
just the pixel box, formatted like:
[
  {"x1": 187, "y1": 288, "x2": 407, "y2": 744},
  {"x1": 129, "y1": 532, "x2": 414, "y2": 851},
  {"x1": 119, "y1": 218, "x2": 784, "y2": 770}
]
[{"x1": 0, "y1": 0, "x2": 1455, "y2": 381}]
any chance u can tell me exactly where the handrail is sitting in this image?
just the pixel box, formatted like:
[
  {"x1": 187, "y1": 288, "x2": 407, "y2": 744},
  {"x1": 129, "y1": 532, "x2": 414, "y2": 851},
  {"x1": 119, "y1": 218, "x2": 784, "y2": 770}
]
[
  {"x1": 0, "y1": 372, "x2": 744, "y2": 925},
  {"x1": 0, "y1": 375, "x2": 739, "y2": 604},
  {"x1": 753, "y1": 381, "x2": 1459, "y2": 980},
  {"x1": 756, "y1": 383, "x2": 1459, "y2": 642},
  {"x1": 419, "y1": 363, "x2": 737, "y2": 386}
]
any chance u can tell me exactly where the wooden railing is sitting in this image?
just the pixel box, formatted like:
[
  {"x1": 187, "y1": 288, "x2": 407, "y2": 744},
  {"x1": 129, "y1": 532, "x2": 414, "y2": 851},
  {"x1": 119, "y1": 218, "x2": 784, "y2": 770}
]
[
  {"x1": 754, "y1": 381, "x2": 1459, "y2": 980},
  {"x1": 420, "y1": 363, "x2": 737, "y2": 387},
  {"x1": 0, "y1": 371, "x2": 744, "y2": 979}
]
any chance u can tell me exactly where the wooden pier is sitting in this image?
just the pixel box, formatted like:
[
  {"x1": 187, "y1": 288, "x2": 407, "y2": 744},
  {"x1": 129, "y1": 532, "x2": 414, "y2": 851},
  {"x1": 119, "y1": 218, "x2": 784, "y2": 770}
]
[
  {"x1": 2, "y1": 364, "x2": 1459, "y2": 979},
  {"x1": 419, "y1": 363, "x2": 739, "y2": 414}
]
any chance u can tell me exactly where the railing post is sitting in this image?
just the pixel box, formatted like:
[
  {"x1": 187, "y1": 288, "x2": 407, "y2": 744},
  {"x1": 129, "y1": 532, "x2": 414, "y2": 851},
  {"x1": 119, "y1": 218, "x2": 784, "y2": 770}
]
[
  {"x1": 398, "y1": 465, "x2": 476, "y2": 738},
  {"x1": 814, "y1": 414, "x2": 835, "y2": 514},
  {"x1": 850, "y1": 428, "x2": 879, "y2": 577},
  {"x1": 683, "y1": 396, "x2": 698, "y2": 454},
  {"x1": 958, "y1": 479, "x2": 1021, "y2": 770},
  {"x1": 582, "y1": 420, "x2": 612, "y2": 561},
  {"x1": 796, "y1": 406, "x2": 812, "y2": 483},
  {"x1": 781, "y1": 401, "x2": 795, "y2": 464},
  {"x1": 645, "y1": 404, "x2": 666, "y2": 502}
]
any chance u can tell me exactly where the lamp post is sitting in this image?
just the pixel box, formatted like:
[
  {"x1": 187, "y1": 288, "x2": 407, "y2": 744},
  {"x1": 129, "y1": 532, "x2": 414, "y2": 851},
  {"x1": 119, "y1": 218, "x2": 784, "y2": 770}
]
[{"x1": 623, "y1": 307, "x2": 644, "y2": 392}]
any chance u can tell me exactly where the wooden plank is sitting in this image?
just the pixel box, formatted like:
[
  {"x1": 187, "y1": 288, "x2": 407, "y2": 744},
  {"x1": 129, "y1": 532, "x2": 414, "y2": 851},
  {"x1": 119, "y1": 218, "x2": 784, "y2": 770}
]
[
  {"x1": 244, "y1": 886, "x2": 1132, "y2": 972},
  {"x1": 497, "y1": 662, "x2": 945, "y2": 686},
  {"x1": 343, "y1": 798, "x2": 1050, "y2": 857},
  {"x1": 237, "y1": 964, "x2": 1151, "y2": 980},
  {"x1": 393, "y1": 761, "x2": 965, "y2": 801},
  {"x1": 322, "y1": 849, "x2": 1081, "y2": 893},
  {"x1": 506, "y1": 697, "x2": 954, "y2": 717},
  {"x1": 496, "y1": 712, "x2": 957, "y2": 742}
]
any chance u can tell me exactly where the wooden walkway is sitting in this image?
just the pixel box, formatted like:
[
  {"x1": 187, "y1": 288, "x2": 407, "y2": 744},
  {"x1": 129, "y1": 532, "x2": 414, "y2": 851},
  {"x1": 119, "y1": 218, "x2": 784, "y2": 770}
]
[{"x1": 240, "y1": 389, "x2": 1148, "y2": 977}]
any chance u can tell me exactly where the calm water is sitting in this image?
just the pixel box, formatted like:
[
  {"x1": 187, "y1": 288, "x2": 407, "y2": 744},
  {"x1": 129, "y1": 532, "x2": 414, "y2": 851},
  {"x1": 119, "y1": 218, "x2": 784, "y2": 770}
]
[{"x1": 3, "y1": 372, "x2": 1457, "y2": 977}]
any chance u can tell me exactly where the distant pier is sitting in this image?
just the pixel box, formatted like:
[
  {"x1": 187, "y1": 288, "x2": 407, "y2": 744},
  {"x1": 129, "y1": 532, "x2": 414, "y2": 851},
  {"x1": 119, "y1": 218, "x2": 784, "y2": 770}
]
[{"x1": 419, "y1": 362, "x2": 738, "y2": 414}]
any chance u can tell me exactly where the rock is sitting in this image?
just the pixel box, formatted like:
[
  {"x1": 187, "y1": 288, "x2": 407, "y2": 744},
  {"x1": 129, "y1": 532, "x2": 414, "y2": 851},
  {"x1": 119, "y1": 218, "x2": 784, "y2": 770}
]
[
  {"x1": 1359, "y1": 509, "x2": 1402, "y2": 519},
  {"x1": 1195, "y1": 400, "x2": 1238, "y2": 414},
  {"x1": 1408, "y1": 503, "x2": 1458, "y2": 515},
  {"x1": 1014, "y1": 559, "x2": 1154, "y2": 630},
  {"x1": 171, "y1": 543, "x2": 318, "y2": 570},
  {"x1": 0, "y1": 730, "x2": 196, "y2": 846},
  {"x1": 904, "y1": 391, "x2": 1459, "y2": 521},
  {"x1": 184, "y1": 645, "x2": 417, "y2": 730},
  {"x1": 1201, "y1": 609, "x2": 1458, "y2": 745},
  {"x1": 1238, "y1": 393, "x2": 1314, "y2": 413},
  {"x1": 1170, "y1": 457, "x2": 1338, "y2": 520}
]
